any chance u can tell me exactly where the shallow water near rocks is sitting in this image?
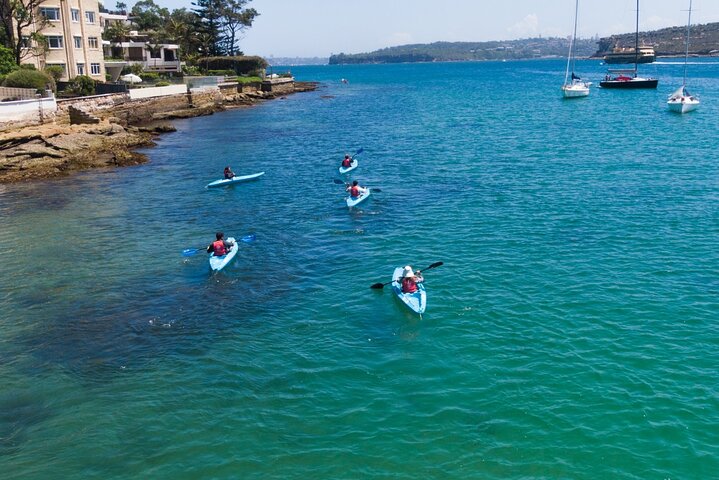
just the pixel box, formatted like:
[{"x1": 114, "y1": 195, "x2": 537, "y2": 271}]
[{"x1": 1, "y1": 59, "x2": 718, "y2": 478}]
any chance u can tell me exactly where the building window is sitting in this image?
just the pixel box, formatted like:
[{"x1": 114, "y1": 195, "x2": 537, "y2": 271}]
[
  {"x1": 40, "y1": 7, "x2": 60, "y2": 21},
  {"x1": 149, "y1": 48, "x2": 162, "y2": 59},
  {"x1": 74, "y1": 36, "x2": 82, "y2": 49},
  {"x1": 71, "y1": 9, "x2": 80, "y2": 22},
  {"x1": 77, "y1": 63, "x2": 85, "y2": 75},
  {"x1": 20, "y1": 36, "x2": 31, "y2": 48},
  {"x1": 46, "y1": 36, "x2": 64, "y2": 49},
  {"x1": 85, "y1": 11, "x2": 95, "y2": 24},
  {"x1": 90, "y1": 63, "x2": 101, "y2": 75},
  {"x1": 88, "y1": 37, "x2": 98, "y2": 49}
]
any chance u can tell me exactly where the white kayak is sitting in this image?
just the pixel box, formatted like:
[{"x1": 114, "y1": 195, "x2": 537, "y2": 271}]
[
  {"x1": 209, "y1": 237, "x2": 238, "y2": 272},
  {"x1": 391, "y1": 267, "x2": 427, "y2": 315},
  {"x1": 346, "y1": 188, "x2": 370, "y2": 207},
  {"x1": 206, "y1": 171, "x2": 265, "y2": 188},
  {"x1": 339, "y1": 160, "x2": 358, "y2": 174}
]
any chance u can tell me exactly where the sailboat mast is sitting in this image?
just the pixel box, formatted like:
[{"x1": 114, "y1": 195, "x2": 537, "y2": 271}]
[
  {"x1": 564, "y1": 0, "x2": 580, "y2": 85},
  {"x1": 634, "y1": 0, "x2": 640, "y2": 76},
  {"x1": 683, "y1": 0, "x2": 693, "y2": 86},
  {"x1": 571, "y1": 0, "x2": 580, "y2": 76}
]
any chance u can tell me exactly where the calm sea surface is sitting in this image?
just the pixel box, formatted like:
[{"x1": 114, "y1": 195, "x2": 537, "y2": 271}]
[{"x1": 1, "y1": 59, "x2": 718, "y2": 479}]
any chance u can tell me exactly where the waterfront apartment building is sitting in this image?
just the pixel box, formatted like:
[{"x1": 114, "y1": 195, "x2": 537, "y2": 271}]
[{"x1": 20, "y1": 0, "x2": 106, "y2": 81}]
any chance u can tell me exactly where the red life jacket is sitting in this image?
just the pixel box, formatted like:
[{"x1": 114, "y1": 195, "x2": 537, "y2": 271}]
[
  {"x1": 342, "y1": 158, "x2": 351, "y2": 167},
  {"x1": 350, "y1": 186, "x2": 360, "y2": 197},
  {"x1": 401, "y1": 277, "x2": 418, "y2": 294},
  {"x1": 212, "y1": 240, "x2": 227, "y2": 256}
]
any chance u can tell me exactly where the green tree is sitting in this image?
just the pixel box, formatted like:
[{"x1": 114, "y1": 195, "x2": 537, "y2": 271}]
[
  {"x1": 0, "y1": 0, "x2": 49, "y2": 64},
  {"x1": 0, "y1": 44, "x2": 17, "y2": 75},
  {"x1": 3, "y1": 68, "x2": 54, "y2": 92},
  {"x1": 68, "y1": 75, "x2": 95, "y2": 96},
  {"x1": 130, "y1": 0, "x2": 169, "y2": 32},
  {"x1": 165, "y1": 9, "x2": 201, "y2": 59},
  {"x1": 44, "y1": 64, "x2": 63, "y2": 81},
  {"x1": 192, "y1": 0, "x2": 224, "y2": 56},
  {"x1": 220, "y1": 0, "x2": 257, "y2": 56},
  {"x1": 103, "y1": 21, "x2": 130, "y2": 58},
  {"x1": 192, "y1": 0, "x2": 257, "y2": 56}
]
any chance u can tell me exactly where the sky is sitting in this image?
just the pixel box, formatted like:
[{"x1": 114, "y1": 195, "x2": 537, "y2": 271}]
[{"x1": 127, "y1": 0, "x2": 719, "y2": 58}]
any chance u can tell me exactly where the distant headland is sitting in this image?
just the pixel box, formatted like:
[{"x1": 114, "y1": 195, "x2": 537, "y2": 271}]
[{"x1": 329, "y1": 21, "x2": 719, "y2": 64}]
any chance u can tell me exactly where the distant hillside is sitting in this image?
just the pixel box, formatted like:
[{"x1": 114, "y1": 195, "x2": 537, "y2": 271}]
[
  {"x1": 329, "y1": 38, "x2": 597, "y2": 64},
  {"x1": 595, "y1": 21, "x2": 719, "y2": 57},
  {"x1": 330, "y1": 22, "x2": 719, "y2": 65},
  {"x1": 265, "y1": 57, "x2": 329, "y2": 66}
]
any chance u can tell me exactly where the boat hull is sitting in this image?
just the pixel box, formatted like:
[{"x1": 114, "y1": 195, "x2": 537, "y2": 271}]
[
  {"x1": 599, "y1": 78, "x2": 658, "y2": 89},
  {"x1": 562, "y1": 84, "x2": 590, "y2": 98},
  {"x1": 346, "y1": 188, "x2": 370, "y2": 207},
  {"x1": 667, "y1": 98, "x2": 699, "y2": 113},
  {"x1": 603, "y1": 53, "x2": 655, "y2": 64},
  {"x1": 391, "y1": 267, "x2": 427, "y2": 315},
  {"x1": 206, "y1": 172, "x2": 265, "y2": 188},
  {"x1": 339, "y1": 160, "x2": 358, "y2": 174},
  {"x1": 209, "y1": 237, "x2": 238, "y2": 272}
]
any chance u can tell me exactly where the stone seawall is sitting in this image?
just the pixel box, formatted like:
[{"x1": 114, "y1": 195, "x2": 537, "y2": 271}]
[{"x1": 0, "y1": 81, "x2": 318, "y2": 183}]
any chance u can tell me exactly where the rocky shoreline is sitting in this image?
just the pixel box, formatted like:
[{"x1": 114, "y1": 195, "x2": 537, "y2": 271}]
[{"x1": 0, "y1": 81, "x2": 318, "y2": 183}]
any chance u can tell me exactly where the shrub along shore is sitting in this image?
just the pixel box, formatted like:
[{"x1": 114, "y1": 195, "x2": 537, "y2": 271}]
[{"x1": 0, "y1": 81, "x2": 318, "y2": 183}]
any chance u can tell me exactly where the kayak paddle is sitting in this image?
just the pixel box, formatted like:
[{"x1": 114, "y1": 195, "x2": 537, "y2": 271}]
[
  {"x1": 370, "y1": 261, "x2": 443, "y2": 289},
  {"x1": 182, "y1": 234, "x2": 256, "y2": 257}
]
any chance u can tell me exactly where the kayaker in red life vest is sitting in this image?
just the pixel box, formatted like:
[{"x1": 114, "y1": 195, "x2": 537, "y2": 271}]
[
  {"x1": 346, "y1": 180, "x2": 366, "y2": 198},
  {"x1": 223, "y1": 166, "x2": 235, "y2": 179},
  {"x1": 341, "y1": 154, "x2": 352, "y2": 168},
  {"x1": 400, "y1": 266, "x2": 424, "y2": 294},
  {"x1": 207, "y1": 232, "x2": 235, "y2": 256}
]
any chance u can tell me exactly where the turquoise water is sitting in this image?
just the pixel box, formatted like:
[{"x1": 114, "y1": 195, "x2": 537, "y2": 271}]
[{"x1": 1, "y1": 59, "x2": 718, "y2": 478}]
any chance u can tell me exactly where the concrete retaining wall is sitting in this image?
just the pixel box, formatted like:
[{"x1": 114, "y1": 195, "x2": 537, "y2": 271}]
[
  {"x1": 129, "y1": 84, "x2": 187, "y2": 100},
  {"x1": 0, "y1": 97, "x2": 57, "y2": 125}
]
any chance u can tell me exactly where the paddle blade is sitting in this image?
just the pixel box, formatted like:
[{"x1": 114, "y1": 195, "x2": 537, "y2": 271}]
[
  {"x1": 370, "y1": 282, "x2": 386, "y2": 289},
  {"x1": 370, "y1": 188, "x2": 381, "y2": 193},
  {"x1": 426, "y1": 261, "x2": 444, "y2": 270},
  {"x1": 182, "y1": 248, "x2": 201, "y2": 257},
  {"x1": 333, "y1": 179, "x2": 346, "y2": 185},
  {"x1": 354, "y1": 148, "x2": 364, "y2": 157},
  {"x1": 241, "y1": 234, "x2": 256, "y2": 243}
]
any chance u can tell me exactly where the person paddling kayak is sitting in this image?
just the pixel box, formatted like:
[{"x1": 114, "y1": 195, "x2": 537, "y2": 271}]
[
  {"x1": 400, "y1": 266, "x2": 424, "y2": 294},
  {"x1": 346, "y1": 180, "x2": 367, "y2": 198},
  {"x1": 207, "y1": 232, "x2": 235, "y2": 256},
  {"x1": 341, "y1": 154, "x2": 352, "y2": 168},
  {"x1": 223, "y1": 166, "x2": 235, "y2": 179}
]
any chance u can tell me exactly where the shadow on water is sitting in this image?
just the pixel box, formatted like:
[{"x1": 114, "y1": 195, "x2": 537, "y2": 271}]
[
  {"x1": 10, "y1": 263, "x2": 302, "y2": 386},
  {"x1": 0, "y1": 391, "x2": 53, "y2": 456}
]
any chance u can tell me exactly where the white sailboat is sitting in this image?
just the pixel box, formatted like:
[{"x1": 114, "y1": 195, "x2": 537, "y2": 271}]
[
  {"x1": 667, "y1": 0, "x2": 700, "y2": 113},
  {"x1": 562, "y1": 0, "x2": 590, "y2": 98}
]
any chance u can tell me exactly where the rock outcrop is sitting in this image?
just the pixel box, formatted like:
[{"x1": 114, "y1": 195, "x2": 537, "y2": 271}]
[{"x1": 0, "y1": 81, "x2": 318, "y2": 183}]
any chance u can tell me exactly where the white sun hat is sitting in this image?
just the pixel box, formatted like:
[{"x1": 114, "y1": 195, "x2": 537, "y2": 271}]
[{"x1": 402, "y1": 266, "x2": 414, "y2": 277}]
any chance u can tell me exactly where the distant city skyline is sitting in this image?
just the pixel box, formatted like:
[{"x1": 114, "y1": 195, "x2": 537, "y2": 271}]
[{"x1": 128, "y1": 0, "x2": 719, "y2": 57}]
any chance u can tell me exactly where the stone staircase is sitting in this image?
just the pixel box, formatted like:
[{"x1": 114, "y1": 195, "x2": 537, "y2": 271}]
[{"x1": 69, "y1": 106, "x2": 100, "y2": 125}]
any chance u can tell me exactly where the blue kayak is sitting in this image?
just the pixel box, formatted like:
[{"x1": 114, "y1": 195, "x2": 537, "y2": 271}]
[
  {"x1": 346, "y1": 188, "x2": 370, "y2": 207},
  {"x1": 206, "y1": 171, "x2": 265, "y2": 188},
  {"x1": 339, "y1": 160, "x2": 358, "y2": 174},
  {"x1": 209, "y1": 237, "x2": 238, "y2": 272},
  {"x1": 391, "y1": 267, "x2": 427, "y2": 315}
]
